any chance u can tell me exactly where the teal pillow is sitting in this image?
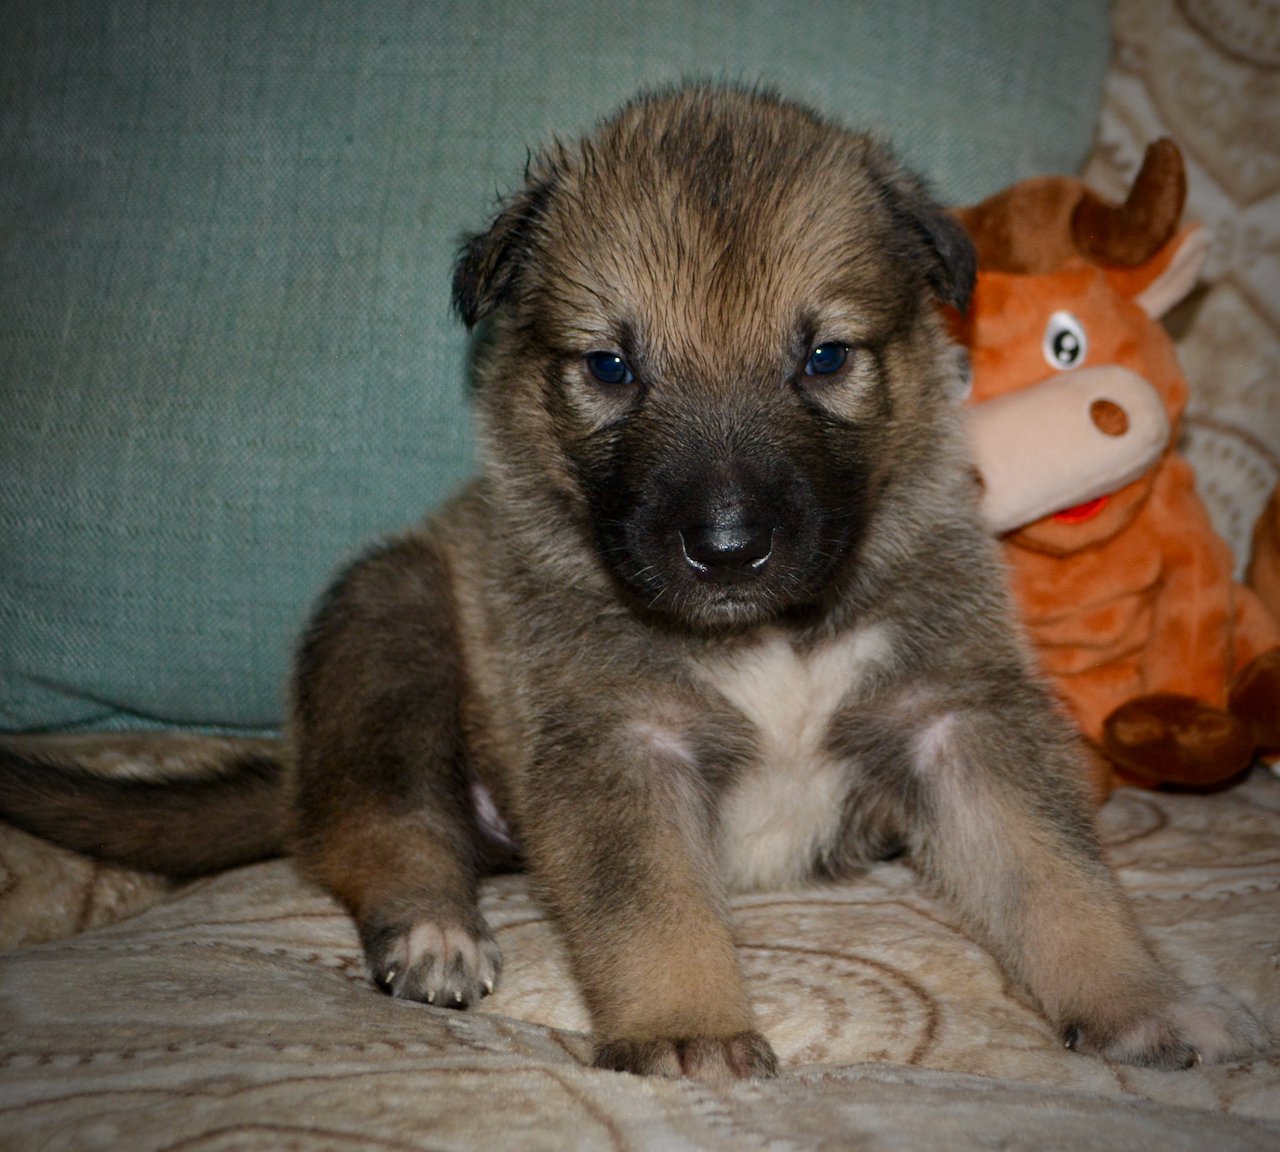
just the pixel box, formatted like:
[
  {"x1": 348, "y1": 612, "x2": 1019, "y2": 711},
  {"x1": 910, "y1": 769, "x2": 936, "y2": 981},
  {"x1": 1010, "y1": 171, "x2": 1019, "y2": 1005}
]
[{"x1": 0, "y1": 0, "x2": 1111, "y2": 732}]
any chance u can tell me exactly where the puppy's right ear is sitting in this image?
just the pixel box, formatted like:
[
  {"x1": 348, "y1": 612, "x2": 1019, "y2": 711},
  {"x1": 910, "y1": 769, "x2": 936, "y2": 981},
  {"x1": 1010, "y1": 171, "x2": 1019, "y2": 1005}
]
[{"x1": 451, "y1": 174, "x2": 554, "y2": 328}]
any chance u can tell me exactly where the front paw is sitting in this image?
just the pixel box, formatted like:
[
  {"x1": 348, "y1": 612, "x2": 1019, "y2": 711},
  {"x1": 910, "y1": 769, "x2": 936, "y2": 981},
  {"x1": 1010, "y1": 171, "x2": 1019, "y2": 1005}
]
[
  {"x1": 593, "y1": 1030, "x2": 779, "y2": 1082},
  {"x1": 1065, "y1": 988, "x2": 1268, "y2": 1069},
  {"x1": 361, "y1": 915, "x2": 502, "y2": 1008}
]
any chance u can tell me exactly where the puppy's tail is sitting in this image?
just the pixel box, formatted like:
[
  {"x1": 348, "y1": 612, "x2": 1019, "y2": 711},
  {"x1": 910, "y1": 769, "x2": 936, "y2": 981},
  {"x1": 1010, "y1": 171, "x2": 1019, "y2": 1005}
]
[{"x1": 0, "y1": 734, "x2": 290, "y2": 877}]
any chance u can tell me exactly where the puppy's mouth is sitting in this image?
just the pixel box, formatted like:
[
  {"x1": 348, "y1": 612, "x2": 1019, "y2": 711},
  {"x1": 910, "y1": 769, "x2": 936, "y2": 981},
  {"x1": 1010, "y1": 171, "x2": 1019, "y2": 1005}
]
[{"x1": 620, "y1": 543, "x2": 788, "y2": 627}]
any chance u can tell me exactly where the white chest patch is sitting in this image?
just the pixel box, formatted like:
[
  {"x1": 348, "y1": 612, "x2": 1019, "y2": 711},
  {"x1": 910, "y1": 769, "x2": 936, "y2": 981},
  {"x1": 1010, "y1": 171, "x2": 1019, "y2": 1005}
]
[{"x1": 695, "y1": 624, "x2": 893, "y2": 892}]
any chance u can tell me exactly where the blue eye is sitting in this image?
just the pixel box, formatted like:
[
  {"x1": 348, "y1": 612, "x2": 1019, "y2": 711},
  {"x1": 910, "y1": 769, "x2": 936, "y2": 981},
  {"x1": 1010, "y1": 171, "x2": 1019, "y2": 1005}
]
[
  {"x1": 585, "y1": 351, "x2": 635, "y2": 386},
  {"x1": 804, "y1": 342, "x2": 849, "y2": 377}
]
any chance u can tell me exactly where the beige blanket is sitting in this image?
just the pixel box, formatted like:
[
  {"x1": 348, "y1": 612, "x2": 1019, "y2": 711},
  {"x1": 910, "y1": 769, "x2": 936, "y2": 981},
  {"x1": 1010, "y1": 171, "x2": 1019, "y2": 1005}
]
[{"x1": 2, "y1": 772, "x2": 1277, "y2": 1150}]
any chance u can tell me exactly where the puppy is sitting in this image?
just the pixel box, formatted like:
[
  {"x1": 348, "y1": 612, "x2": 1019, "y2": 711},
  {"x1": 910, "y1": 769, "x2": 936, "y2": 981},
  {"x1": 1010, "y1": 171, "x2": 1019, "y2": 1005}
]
[{"x1": 1, "y1": 84, "x2": 1265, "y2": 1081}]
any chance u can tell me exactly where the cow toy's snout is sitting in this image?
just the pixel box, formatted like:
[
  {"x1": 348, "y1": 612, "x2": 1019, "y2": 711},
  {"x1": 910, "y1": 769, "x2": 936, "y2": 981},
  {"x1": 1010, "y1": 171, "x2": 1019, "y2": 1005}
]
[{"x1": 966, "y1": 367, "x2": 1171, "y2": 535}]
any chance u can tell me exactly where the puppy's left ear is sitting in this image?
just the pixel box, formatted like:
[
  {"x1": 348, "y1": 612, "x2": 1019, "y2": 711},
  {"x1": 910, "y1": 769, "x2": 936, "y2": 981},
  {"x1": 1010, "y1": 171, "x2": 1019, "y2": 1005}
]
[
  {"x1": 451, "y1": 170, "x2": 555, "y2": 328},
  {"x1": 882, "y1": 165, "x2": 978, "y2": 314}
]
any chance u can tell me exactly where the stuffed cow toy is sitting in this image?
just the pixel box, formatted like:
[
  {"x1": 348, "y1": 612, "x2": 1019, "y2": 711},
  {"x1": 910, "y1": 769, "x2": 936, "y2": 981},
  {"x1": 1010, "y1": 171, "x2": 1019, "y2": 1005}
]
[{"x1": 957, "y1": 140, "x2": 1280, "y2": 798}]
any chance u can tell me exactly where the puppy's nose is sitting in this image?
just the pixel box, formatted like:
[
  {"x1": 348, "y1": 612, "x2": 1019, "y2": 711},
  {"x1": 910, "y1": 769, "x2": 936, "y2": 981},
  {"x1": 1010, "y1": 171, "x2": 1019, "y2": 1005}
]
[{"x1": 680, "y1": 523, "x2": 774, "y2": 582}]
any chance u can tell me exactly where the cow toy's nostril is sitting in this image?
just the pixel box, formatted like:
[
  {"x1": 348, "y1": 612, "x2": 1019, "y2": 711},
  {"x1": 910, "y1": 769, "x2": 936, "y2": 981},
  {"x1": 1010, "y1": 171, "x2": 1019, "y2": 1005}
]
[
  {"x1": 1090, "y1": 399, "x2": 1129, "y2": 437},
  {"x1": 680, "y1": 524, "x2": 774, "y2": 583}
]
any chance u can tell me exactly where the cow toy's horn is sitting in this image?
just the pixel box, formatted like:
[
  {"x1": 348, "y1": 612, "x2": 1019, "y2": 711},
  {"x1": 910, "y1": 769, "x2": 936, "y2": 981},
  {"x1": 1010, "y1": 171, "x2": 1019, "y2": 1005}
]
[{"x1": 1072, "y1": 138, "x2": 1186, "y2": 268}]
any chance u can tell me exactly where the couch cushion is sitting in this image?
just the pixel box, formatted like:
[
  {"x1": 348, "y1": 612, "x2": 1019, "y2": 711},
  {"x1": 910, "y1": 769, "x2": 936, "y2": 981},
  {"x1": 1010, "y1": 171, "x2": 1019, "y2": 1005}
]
[{"x1": 0, "y1": 0, "x2": 1110, "y2": 731}]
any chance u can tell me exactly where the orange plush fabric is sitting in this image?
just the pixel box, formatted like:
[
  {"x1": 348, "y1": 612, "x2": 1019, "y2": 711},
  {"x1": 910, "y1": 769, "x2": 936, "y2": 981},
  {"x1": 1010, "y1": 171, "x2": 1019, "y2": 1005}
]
[{"x1": 957, "y1": 143, "x2": 1280, "y2": 798}]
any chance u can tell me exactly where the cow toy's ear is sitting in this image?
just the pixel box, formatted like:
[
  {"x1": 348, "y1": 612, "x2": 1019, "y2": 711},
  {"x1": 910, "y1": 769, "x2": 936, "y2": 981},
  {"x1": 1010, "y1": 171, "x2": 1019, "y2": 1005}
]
[
  {"x1": 1135, "y1": 224, "x2": 1210, "y2": 319},
  {"x1": 1105, "y1": 223, "x2": 1210, "y2": 319}
]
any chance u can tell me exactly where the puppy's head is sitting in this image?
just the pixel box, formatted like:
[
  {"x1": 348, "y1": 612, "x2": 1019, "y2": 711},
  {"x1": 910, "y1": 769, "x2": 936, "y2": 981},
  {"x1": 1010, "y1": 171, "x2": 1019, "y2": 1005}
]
[{"x1": 453, "y1": 85, "x2": 974, "y2": 630}]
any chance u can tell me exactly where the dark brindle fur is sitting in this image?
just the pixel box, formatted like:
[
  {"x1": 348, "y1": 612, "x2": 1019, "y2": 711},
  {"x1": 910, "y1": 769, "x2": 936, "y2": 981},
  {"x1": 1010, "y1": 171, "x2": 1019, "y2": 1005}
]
[{"x1": 1, "y1": 85, "x2": 1265, "y2": 1081}]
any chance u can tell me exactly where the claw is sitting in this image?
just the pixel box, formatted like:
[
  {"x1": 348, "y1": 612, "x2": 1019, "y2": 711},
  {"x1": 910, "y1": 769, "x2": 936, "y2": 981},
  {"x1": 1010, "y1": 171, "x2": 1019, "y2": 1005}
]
[{"x1": 361, "y1": 916, "x2": 502, "y2": 1011}]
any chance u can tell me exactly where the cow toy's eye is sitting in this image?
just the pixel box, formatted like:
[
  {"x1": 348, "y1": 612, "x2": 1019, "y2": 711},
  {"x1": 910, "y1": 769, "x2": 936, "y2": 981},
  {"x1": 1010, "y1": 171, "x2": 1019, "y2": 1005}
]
[
  {"x1": 1043, "y1": 312, "x2": 1087, "y2": 370},
  {"x1": 804, "y1": 342, "x2": 849, "y2": 377},
  {"x1": 584, "y1": 351, "x2": 635, "y2": 386}
]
